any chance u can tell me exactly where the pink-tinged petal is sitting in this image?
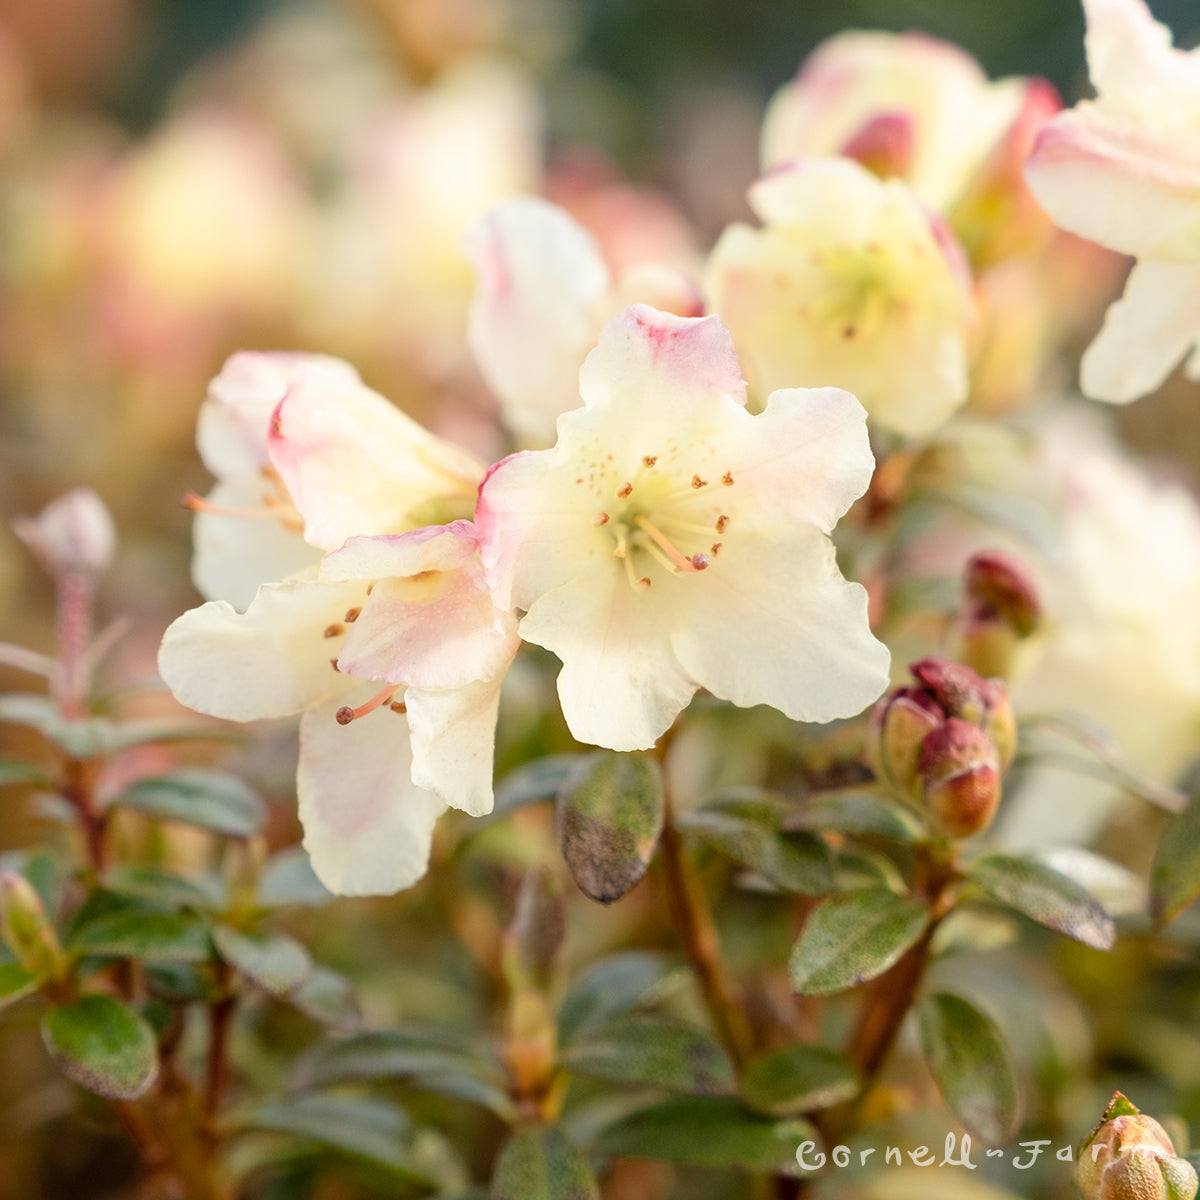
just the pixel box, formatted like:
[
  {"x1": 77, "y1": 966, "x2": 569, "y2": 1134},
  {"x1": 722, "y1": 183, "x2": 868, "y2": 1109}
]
[
  {"x1": 319, "y1": 522, "x2": 479, "y2": 583},
  {"x1": 267, "y1": 371, "x2": 485, "y2": 551},
  {"x1": 671, "y1": 529, "x2": 889, "y2": 722},
  {"x1": 1025, "y1": 107, "x2": 1200, "y2": 261},
  {"x1": 407, "y1": 680, "x2": 504, "y2": 817},
  {"x1": 198, "y1": 352, "x2": 362, "y2": 480},
  {"x1": 1080, "y1": 259, "x2": 1200, "y2": 402},
  {"x1": 191, "y1": 477, "x2": 319, "y2": 608},
  {"x1": 464, "y1": 197, "x2": 610, "y2": 444},
  {"x1": 299, "y1": 691, "x2": 447, "y2": 896},
  {"x1": 158, "y1": 577, "x2": 365, "y2": 720},
  {"x1": 520, "y1": 571, "x2": 697, "y2": 752}
]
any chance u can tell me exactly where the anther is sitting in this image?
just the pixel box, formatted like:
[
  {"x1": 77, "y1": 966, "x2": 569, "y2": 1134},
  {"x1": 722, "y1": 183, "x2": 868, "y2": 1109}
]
[
  {"x1": 617, "y1": 481, "x2": 633, "y2": 499},
  {"x1": 715, "y1": 514, "x2": 729, "y2": 533},
  {"x1": 691, "y1": 474, "x2": 707, "y2": 489},
  {"x1": 711, "y1": 543, "x2": 722, "y2": 556},
  {"x1": 635, "y1": 576, "x2": 651, "y2": 591},
  {"x1": 323, "y1": 623, "x2": 344, "y2": 639},
  {"x1": 335, "y1": 685, "x2": 400, "y2": 725},
  {"x1": 722, "y1": 472, "x2": 734, "y2": 486},
  {"x1": 642, "y1": 455, "x2": 658, "y2": 468},
  {"x1": 594, "y1": 512, "x2": 610, "y2": 526},
  {"x1": 344, "y1": 607, "x2": 361, "y2": 623},
  {"x1": 389, "y1": 701, "x2": 408, "y2": 714}
]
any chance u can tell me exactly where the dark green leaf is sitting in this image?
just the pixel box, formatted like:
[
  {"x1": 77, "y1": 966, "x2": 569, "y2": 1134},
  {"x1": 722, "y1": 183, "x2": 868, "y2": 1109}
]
[
  {"x1": 1151, "y1": 788, "x2": 1200, "y2": 926},
  {"x1": 741, "y1": 1044, "x2": 859, "y2": 1116},
  {"x1": 115, "y1": 769, "x2": 265, "y2": 838},
  {"x1": 493, "y1": 755, "x2": 592, "y2": 818},
  {"x1": 0, "y1": 962, "x2": 37, "y2": 1010},
  {"x1": 789, "y1": 888, "x2": 929, "y2": 995},
  {"x1": 42, "y1": 995, "x2": 157, "y2": 1099},
  {"x1": 490, "y1": 1126, "x2": 599, "y2": 1200},
  {"x1": 563, "y1": 1015, "x2": 733, "y2": 1095},
  {"x1": 917, "y1": 992, "x2": 1021, "y2": 1144},
  {"x1": 70, "y1": 911, "x2": 213, "y2": 962},
  {"x1": 558, "y1": 951, "x2": 674, "y2": 1047},
  {"x1": 214, "y1": 926, "x2": 311, "y2": 996},
  {"x1": 286, "y1": 968, "x2": 360, "y2": 1030},
  {"x1": 258, "y1": 849, "x2": 333, "y2": 909},
  {"x1": 146, "y1": 961, "x2": 222, "y2": 1003},
  {"x1": 100, "y1": 865, "x2": 223, "y2": 912},
  {"x1": 595, "y1": 1096, "x2": 812, "y2": 1171},
  {"x1": 235, "y1": 1094, "x2": 426, "y2": 1182},
  {"x1": 965, "y1": 854, "x2": 1115, "y2": 950},
  {"x1": 682, "y1": 796, "x2": 832, "y2": 894},
  {"x1": 557, "y1": 753, "x2": 663, "y2": 904},
  {"x1": 785, "y1": 789, "x2": 923, "y2": 842}
]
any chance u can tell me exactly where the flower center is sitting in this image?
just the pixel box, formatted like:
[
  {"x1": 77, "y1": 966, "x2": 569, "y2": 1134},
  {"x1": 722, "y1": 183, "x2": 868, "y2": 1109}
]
[{"x1": 594, "y1": 456, "x2": 734, "y2": 592}]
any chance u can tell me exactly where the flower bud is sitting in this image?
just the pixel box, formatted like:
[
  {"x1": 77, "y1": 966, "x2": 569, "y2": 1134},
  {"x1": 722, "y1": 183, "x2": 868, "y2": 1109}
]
[
  {"x1": 867, "y1": 687, "x2": 943, "y2": 801},
  {"x1": 918, "y1": 718, "x2": 1001, "y2": 838},
  {"x1": 13, "y1": 488, "x2": 116, "y2": 579},
  {"x1": 0, "y1": 871, "x2": 65, "y2": 981},
  {"x1": 958, "y1": 550, "x2": 1042, "y2": 679},
  {"x1": 1078, "y1": 1094, "x2": 1199, "y2": 1200},
  {"x1": 910, "y1": 657, "x2": 995, "y2": 725}
]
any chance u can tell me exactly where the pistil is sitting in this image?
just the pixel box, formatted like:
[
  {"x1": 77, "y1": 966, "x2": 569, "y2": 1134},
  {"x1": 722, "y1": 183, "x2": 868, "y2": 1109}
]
[{"x1": 335, "y1": 685, "x2": 401, "y2": 725}]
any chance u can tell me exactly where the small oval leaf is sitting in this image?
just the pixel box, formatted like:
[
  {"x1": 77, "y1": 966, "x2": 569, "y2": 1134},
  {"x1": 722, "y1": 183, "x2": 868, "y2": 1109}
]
[
  {"x1": 557, "y1": 753, "x2": 664, "y2": 904},
  {"x1": 490, "y1": 1125, "x2": 599, "y2": 1200},
  {"x1": 917, "y1": 992, "x2": 1021, "y2": 1144},
  {"x1": 70, "y1": 911, "x2": 213, "y2": 962},
  {"x1": 115, "y1": 769, "x2": 265, "y2": 838},
  {"x1": 789, "y1": 888, "x2": 928, "y2": 996},
  {"x1": 563, "y1": 1015, "x2": 734, "y2": 1095},
  {"x1": 557, "y1": 951, "x2": 674, "y2": 1046},
  {"x1": 741, "y1": 1043, "x2": 860, "y2": 1116},
  {"x1": 0, "y1": 962, "x2": 37, "y2": 1011},
  {"x1": 42, "y1": 995, "x2": 158, "y2": 1099},
  {"x1": 1151, "y1": 788, "x2": 1200, "y2": 926},
  {"x1": 213, "y1": 926, "x2": 311, "y2": 996},
  {"x1": 965, "y1": 854, "x2": 1115, "y2": 950}
]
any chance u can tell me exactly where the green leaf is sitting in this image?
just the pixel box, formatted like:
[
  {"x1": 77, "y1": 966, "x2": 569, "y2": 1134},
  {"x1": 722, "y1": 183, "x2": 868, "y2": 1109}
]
[
  {"x1": 557, "y1": 753, "x2": 664, "y2": 904},
  {"x1": 965, "y1": 854, "x2": 1115, "y2": 950},
  {"x1": 286, "y1": 967, "x2": 360, "y2": 1030},
  {"x1": 214, "y1": 926, "x2": 311, "y2": 996},
  {"x1": 0, "y1": 962, "x2": 37, "y2": 1010},
  {"x1": 917, "y1": 992, "x2": 1021, "y2": 1144},
  {"x1": 114, "y1": 769, "x2": 265, "y2": 838},
  {"x1": 741, "y1": 1044, "x2": 859, "y2": 1116},
  {"x1": 296, "y1": 1029, "x2": 515, "y2": 1121},
  {"x1": 558, "y1": 951, "x2": 674, "y2": 1046},
  {"x1": 70, "y1": 911, "x2": 213, "y2": 962},
  {"x1": 681, "y1": 796, "x2": 833, "y2": 894},
  {"x1": 490, "y1": 1126, "x2": 599, "y2": 1200},
  {"x1": 41, "y1": 994, "x2": 157, "y2": 1099},
  {"x1": 0, "y1": 695, "x2": 113, "y2": 758},
  {"x1": 563, "y1": 1015, "x2": 734, "y2": 1095},
  {"x1": 595, "y1": 1096, "x2": 812, "y2": 1171},
  {"x1": 0, "y1": 757, "x2": 48, "y2": 787},
  {"x1": 493, "y1": 755, "x2": 592, "y2": 818},
  {"x1": 788, "y1": 888, "x2": 929, "y2": 996},
  {"x1": 258, "y1": 849, "x2": 333, "y2": 909},
  {"x1": 235, "y1": 1093, "x2": 427, "y2": 1183},
  {"x1": 100, "y1": 865, "x2": 223, "y2": 912},
  {"x1": 1151, "y1": 788, "x2": 1200, "y2": 926},
  {"x1": 785, "y1": 788, "x2": 923, "y2": 842}
]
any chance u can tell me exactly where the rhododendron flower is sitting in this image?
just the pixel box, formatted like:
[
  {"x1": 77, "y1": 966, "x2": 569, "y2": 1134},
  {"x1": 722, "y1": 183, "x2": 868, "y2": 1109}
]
[
  {"x1": 464, "y1": 196, "x2": 700, "y2": 446},
  {"x1": 159, "y1": 522, "x2": 519, "y2": 896},
  {"x1": 476, "y1": 304, "x2": 890, "y2": 752},
  {"x1": 705, "y1": 158, "x2": 971, "y2": 438},
  {"x1": 1024, "y1": 0, "x2": 1200, "y2": 402},
  {"x1": 191, "y1": 352, "x2": 486, "y2": 608}
]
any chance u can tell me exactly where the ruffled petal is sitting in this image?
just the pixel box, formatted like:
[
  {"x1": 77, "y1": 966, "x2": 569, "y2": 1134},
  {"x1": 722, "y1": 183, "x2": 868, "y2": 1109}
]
[
  {"x1": 158, "y1": 577, "x2": 365, "y2": 720},
  {"x1": 1080, "y1": 259, "x2": 1200, "y2": 402},
  {"x1": 464, "y1": 197, "x2": 610, "y2": 445},
  {"x1": 298, "y1": 689, "x2": 447, "y2": 896}
]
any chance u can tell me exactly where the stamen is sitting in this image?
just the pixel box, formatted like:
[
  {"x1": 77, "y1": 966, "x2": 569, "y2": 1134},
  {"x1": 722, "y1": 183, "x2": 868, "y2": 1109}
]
[
  {"x1": 722, "y1": 472, "x2": 734, "y2": 486},
  {"x1": 716, "y1": 514, "x2": 729, "y2": 533},
  {"x1": 622, "y1": 552, "x2": 651, "y2": 592},
  {"x1": 614, "y1": 528, "x2": 628, "y2": 559},
  {"x1": 323, "y1": 623, "x2": 344, "y2": 639},
  {"x1": 389, "y1": 700, "x2": 408, "y2": 714},
  {"x1": 344, "y1": 607, "x2": 361, "y2": 623},
  {"x1": 617, "y1": 481, "x2": 634, "y2": 499},
  {"x1": 594, "y1": 512, "x2": 610, "y2": 527},
  {"x1": 181, "y1": 491, "x2": 279, "y2": 520},
  {"x1": 642, "y1": 455, "x2": 658, "y2": 468},
  {"x1": 634, "y1": 516, "x2": 707, "y2": 574},
  {"x1": 335, "y1": 685, "x2": 400, "y2": 725},
  {"x1": 691, "y1": 474, "x2": 708, "y2": 489},
  {"x1": 711, "y1": 543, "x2": 723, "y2": 556}
]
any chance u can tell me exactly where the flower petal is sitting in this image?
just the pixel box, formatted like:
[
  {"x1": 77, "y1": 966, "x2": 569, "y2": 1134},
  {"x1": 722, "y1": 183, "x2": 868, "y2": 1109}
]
[
  {"x1": 298, "y1": 690, "x2": 447, "y2": 896},
  {"x1": 671, "y1": 529, "x2": 890, "y2": 723},
  {"x1": 158, "y1": 577, "x2": 365, "y2": 720},
  {"x1": 464, "y1": 196, "x2": 610, "y2": 445},
  {"x1": 1080, "y1": 259, "x2": 1200, "y2": 402},
  {"x1": 407, "y1": 681, "x2": 504, "y2": 817},
  {"x1": 268, "y1": 371, "x2": 485, "y2": 551}
]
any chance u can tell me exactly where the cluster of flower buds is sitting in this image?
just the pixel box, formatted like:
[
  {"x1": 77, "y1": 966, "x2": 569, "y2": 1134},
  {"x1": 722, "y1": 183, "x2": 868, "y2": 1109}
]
[
  {"x1": 1077, "y1": 1093, "x2": 1198, "y2": 1200},
  {"x1": 867, "y1": 657, "x2": 1016, "y2": 838},
  {"x1": 957, "y1": 549, "x2": 1041, "y2": 680}
]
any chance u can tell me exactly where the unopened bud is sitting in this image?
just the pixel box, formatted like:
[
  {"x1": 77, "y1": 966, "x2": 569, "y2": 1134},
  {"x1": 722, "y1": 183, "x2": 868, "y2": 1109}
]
[
  {"x1": 13, "y1": 488, "x2": 116, "y2": 579},
  {"x1": 910, "y1": 658, "x2": 995, "y2": 725},
  {"x1": 1078, "y1": 1094, "x2": 1198, "y2": 1200},
  {"x1": 964, "y1": 552, "x2": 1041, "y2": 638},
  {"x1": 0, "y1": 871, "x2": 65, "y2": 980},
  {"x1": 868, "y1": 687, "x2": 943, "y2": 801},
  {"x1": 919, "y1": 719, "x2": 1001, "y2": 838}
]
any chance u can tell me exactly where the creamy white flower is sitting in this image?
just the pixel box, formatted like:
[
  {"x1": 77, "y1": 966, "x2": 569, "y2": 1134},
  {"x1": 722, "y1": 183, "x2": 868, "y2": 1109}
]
[
  {"x1": 705, "y1": 158, "x2": 972, "y2": 438},
  {"x1": 159, "y1": 521, "x2": 518, "y2": 896},
  {"x1": 476, "y1": 304, "x2": 890, "y2": 751},
  {"x1": 1024, "y1": 0, "x2": 1200, "y2": 402}
]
